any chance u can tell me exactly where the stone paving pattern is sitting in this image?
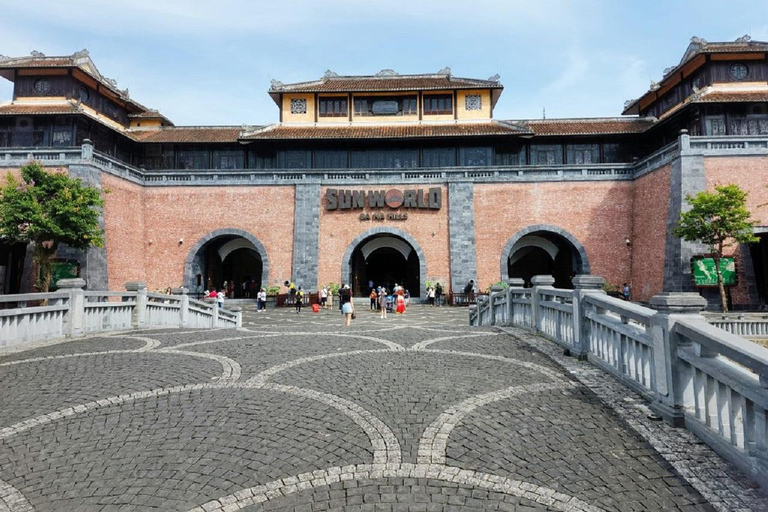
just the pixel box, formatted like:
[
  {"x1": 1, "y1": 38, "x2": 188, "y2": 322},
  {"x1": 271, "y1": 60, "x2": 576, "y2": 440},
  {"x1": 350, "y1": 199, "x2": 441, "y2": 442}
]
[{"x1": 0, "y1": 304, "x2": 766, "y2": 511}]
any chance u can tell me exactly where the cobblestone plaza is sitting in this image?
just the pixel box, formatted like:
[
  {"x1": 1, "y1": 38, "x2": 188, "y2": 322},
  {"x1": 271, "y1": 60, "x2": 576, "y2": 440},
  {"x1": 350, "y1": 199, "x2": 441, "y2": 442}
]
[{"x1": 1, "y1": 306, "x2": 767, "y2": 511}]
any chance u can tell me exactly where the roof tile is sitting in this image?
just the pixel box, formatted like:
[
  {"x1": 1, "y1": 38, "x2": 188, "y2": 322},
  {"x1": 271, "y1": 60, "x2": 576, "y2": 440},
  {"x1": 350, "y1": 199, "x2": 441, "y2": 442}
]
[
  {"x1": 241, "y1": 122, "x2": 527, "y2": 140},
  {"x1": 129, "y1": 127, "x2": 245, "y2": 143}
]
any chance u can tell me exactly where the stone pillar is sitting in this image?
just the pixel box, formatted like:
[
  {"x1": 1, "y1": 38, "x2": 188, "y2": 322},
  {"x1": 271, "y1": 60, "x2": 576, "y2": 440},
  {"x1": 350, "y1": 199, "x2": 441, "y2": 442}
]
[
  {"x1": 506, "y1": 278, "x2": 524, "y2": 324},
  {"x1": 531, "y1": 275, "x2": 554, "y2": 333},
  {"x1": 58, "y1": 278, "x2": 86, "y2": 337},
  {"x1": 125, "y1": 281, "x2": 147, "y2": 329},
  {"x1": 571, "y1": 274, "x2": 605, "y2": 359},
  {"x1": 230, "y1": 306, "x2": 243, "y2": 328},
  {"x1": 81, "y1": 139, "x2": 94, "y2": 161},
  {"x1": 663, "y1": 130, "x2": 707, "y2": 296},
  {"x1": 292, "y1": 183, "x2": 321, "y2": 290},
  {"x1": 211, "y1": 301, "x2": 219, "y2": 328},
  {"x1": 649, "y1": 292, "x2": 707, "y2": 426},
  {"x1": 448, "y1": 182, "x2": 478, "y2": 295},
  {"x1": 489, "y1": 284, "x2": 505, "y2": 325},
  {"x1": 172, "y1": 287, "x2": 189, "y2": 327}
]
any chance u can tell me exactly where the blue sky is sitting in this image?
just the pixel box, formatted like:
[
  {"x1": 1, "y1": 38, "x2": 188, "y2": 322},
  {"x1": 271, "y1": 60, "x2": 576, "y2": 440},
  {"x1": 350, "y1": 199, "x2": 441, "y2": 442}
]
[{"x1": 1, "y1": 0, "x2": 767, "y2": 126}]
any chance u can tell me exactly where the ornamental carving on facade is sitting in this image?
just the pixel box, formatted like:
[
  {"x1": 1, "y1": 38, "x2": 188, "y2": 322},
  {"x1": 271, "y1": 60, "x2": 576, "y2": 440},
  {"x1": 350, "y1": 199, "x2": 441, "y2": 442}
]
[
  {"x1": 465, "y1": 94, "x2": 482, "y2": 111},
  {"x1": 375, "y1": 69, "x2": 398, "y2": 77},
  {"x1": 290, "y1": 98, "x2": 307, "y2": 114}
]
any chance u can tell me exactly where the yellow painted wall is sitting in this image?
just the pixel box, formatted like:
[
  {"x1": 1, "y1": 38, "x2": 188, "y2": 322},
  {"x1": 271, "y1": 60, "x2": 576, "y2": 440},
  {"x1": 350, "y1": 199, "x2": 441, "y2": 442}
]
[
  {"x1": 456, "y1": 89, "x2": 492, "y2": 120},
  {"x1": 129, "y1": 118, "x2": 164, "y2": 129},
  {"x1": 281, "y1": 94, "x2": 315, "y2": 123}
]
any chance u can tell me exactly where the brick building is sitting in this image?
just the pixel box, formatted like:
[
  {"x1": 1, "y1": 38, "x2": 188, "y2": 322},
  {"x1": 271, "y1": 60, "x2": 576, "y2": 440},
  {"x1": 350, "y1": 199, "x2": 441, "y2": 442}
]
[{"x1": 1, "y1": 37, "x2": 768, "y2": 308}]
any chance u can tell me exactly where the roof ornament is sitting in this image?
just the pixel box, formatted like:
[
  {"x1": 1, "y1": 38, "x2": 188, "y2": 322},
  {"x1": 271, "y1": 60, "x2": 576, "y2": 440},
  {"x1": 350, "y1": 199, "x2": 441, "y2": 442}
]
[
  {"x1": 487, "y1": 74, "x2": 501, "y2": 82},
  {"x1": 323, "y1": 69, "x2": 339, "y2": 78},
  {"x1": 121, "y1": 88, "x2": 130, "y2": 99},
  {"x1": 624, "y1": 99, "x2": 635, "y2": 109},
  {"x1": 72, "y1": 49, "x2": 89, "y2": 59},
  {"x1": 0, "y1": 55, "x2": 9, "y2": 62},
  {"x1": 735, "y1": 34, "x2": 752, "y2": 43},
  {"x1": 270, "y1": 79, "x2": 284, "y2": 90},
  {"x1": 690, "y1": 36, "x2": 708, "y2": 47},
  {"x1": 649, "y1": 80, "x2": 660, "y2": 91},
  {"x1": 103, "y1": 77, "x2": 118, "y2": 88},
  {"x1": 662, "y1": 66, "x2": 675, "y2": 77},
  {"x1": 30, "y1": 50, "x2": 45, "y2": 58},
  {"x1": 437, "y1": 66, "x2": 451, "y2": 76},
  {"x1": 375, "y1": 69, "x2": 398, "y2": 77}
]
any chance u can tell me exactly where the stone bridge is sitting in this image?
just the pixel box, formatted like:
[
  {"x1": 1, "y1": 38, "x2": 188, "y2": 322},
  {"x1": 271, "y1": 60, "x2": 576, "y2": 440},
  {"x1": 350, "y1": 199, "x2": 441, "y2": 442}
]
[{"x1": 1, "y1": 303, "x2": 767, "y2": 511}]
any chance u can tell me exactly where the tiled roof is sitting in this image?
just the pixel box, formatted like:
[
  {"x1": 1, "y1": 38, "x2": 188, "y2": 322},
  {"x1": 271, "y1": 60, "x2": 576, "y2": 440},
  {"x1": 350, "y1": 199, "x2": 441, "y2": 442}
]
[
  {"x1": 274, "y1": 75, "x2": 502, "y2": 93},
  {"x1": 241, "y1": 121, "x2": 528, "y2": 140},
  {"x1": 0, "y1": 102, "x2": 81, "y2": 115},
  {"x1": 695, "y1": 90, "x2": 768, "y2": 103},
  {"x1": 526, "y1": 118, "x2": 655, "y2": 136},
  {"x1": 129, "y1": 126, "x2": 246, "y2": 143}
]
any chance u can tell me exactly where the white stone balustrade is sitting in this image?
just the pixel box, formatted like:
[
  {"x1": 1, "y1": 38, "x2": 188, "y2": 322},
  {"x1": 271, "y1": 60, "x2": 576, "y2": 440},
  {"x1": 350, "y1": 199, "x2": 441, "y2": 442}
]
[
  {"x1": 469, "y1": 274, "x2": 768, "y2": 490},
  {"x1": 0, "y1": 280, "x2": 242, "y2": 347}
]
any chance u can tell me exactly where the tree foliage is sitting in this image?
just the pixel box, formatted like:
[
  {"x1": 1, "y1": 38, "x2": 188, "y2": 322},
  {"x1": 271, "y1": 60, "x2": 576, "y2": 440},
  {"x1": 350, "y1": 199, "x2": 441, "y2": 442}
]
[
  {"x1": 673, "y1": 184, "x2": 757, "y2": 312},
  {"x1": 0, "y1": 162, "x2": 105, "y2": 291}
]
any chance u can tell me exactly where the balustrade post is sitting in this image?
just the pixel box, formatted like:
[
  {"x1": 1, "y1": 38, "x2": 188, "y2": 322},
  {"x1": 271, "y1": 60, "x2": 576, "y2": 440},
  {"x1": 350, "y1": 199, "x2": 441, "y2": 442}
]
[
  {"x1": 571, "y1": 274, "x2": 605, "y2": 359},
  {"x1": 81, "y1": 139, "x2": 94, "y2": 161},
  {"x1": 125, "y1": 281, "x2": 147, "y2": 329},
  {"x1": 172, "y1": 287, "x2": 189, "y2": 327},
  {"x1": 212, "y1": 301, "x2": 219, "y2": 328},
  {"x1": 230, "y1": 306, "x2": 243, "y2": 328},
  {"x1": 58, "y1": 278, "x2": 86, "y2": 337},
  {"x1": 507, "y1": 278, "x2": 524, "y2": 327},
  {"x1": 649, "y1": 292, "x2": 707, "y2": 427},
  {"x1": 489, "y1": 285, "x2": 505, "y2": 325},
  {"x1": 531, "y1": 275, "x2": 555, "y2": 334}
]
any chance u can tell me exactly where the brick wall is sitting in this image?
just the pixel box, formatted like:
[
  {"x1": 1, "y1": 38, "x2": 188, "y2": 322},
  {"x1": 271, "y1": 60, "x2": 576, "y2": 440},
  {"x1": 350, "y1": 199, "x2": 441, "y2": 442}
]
[
  {"x1": 474, "y1": 182, "x2": 634, "y2": 291},
  {"x1": 102, "y1": 173, "x2": 146, "y2": 290},
  {"x1": 317, "y1": 185, "x2": 450, "y2": 290},
  {"x1": 630, "y1": 166, "x2": 671, "y2": 303},
  {"x1": 103, "y1": 185, "x2": 295, "y2": 291},
  {"x1": 705, "y1": 156, "x2": 768, "y2": 306}
]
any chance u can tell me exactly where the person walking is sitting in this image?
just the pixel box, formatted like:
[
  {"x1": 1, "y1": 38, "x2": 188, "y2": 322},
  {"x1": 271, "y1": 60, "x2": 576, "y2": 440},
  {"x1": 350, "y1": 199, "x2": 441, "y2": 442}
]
[
  {"x1": 369, "y1": 289, "x2": 378, "y2": 310},
  {"x1": 257, "y1": 288, "x2": 266, "y2": 312},
  {"x1": 435, "y1": 282, "x2": 443, "y2": 306},
  {"x1": 340, "y1": 284, "x2": 355, "y2": 326},
  {"x1": 396, "y1": 289, "x2": 406, "y2": 314},
  {"x1": 623, "y1": 283, "x2": 631, "y2": 301},
  {"x1": 295, "y1": 286, "x2": 304, "y2": 314},
  {"x1": 427, "y1": 286, "x2": 436, "y2": 306},
  {"x1": 320, "y1": 286, "x2": 328, "y2": 308},
  {"x1": 379, "y1": 288, "x2": 388, "y2": 319},
  {"x1": 217, "y1": 289, "x2": 225, "y2": 309}
]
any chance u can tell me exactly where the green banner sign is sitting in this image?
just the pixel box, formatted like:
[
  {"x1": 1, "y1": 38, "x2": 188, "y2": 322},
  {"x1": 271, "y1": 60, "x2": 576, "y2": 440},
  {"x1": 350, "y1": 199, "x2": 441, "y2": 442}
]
[
  {"x1": 50, "y1": 260, "x2": 79, "y2": 290},
  {"x1": 692, "y1": 257, "x2": 737, "y2": 287}
]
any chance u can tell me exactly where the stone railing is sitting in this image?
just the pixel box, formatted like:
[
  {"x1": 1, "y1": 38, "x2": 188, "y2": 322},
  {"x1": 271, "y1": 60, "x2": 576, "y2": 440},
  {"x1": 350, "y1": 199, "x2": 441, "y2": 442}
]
[
  {"x1": 688, "y1": 135, "x2": 768, "y2": 154},
  {"x1": 704, "y1": 313, "x2": 768, "y2": 339},
  {"x1": 470, "y1": 274, "x2": 768, "y2": 490},
  {"x1": 0, "y1": 280, "x2": 242, "y2": 349}
]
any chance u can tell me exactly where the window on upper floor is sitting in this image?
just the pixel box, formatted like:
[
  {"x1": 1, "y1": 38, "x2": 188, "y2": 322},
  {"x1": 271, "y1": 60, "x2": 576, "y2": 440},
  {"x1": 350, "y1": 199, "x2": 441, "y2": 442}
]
[
  {"x1": 319, "y1": 98, "x2": 348, "y2": 117},
  {"x1": 566, "y1": 144, "x2": 599, "y2": 165},
  {"x1": 354, "y1": 96, "x2": 418, "y2": 117},
  {"x1": 423, "y1": 94, "x2": 453, "y2": 115},
  {"x1": 530, "y1": 144, "x2": 563, "y2": 165}
]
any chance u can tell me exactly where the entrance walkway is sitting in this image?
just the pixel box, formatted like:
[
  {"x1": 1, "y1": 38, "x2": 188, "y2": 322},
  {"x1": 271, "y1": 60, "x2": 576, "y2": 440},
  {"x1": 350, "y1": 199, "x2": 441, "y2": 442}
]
[{"x1": 0, "y1": 305, "x2": 766, "y2": 511}]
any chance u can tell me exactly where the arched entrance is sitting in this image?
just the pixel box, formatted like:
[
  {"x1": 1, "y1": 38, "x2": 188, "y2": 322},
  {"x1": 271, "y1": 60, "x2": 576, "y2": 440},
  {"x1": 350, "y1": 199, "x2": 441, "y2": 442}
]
[
  {"x1": 184, "y1": 229, "x2": 269, "y2": 297},
  {"x1": 500, "y1": 225, "x2": 589, "y2": 289},
  {"x1": 342, "y1": 228, "x2": 426, "y2": 298}
]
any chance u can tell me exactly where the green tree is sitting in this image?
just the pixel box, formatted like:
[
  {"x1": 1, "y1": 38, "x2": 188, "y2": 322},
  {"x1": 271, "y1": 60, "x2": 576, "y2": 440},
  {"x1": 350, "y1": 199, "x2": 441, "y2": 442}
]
[
  {"x1": 0, "y1": 162, "x2": 105, "y2": 292},
  {"x1": 673, "y1": 184, "x2": 758, "y2": 312}
]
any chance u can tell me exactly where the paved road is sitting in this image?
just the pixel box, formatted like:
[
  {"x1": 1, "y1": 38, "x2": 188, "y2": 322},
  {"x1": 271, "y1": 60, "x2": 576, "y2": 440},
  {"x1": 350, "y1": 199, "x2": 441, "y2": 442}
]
[{"x1": 0, "y1": 304, "x2": 766, "y2": 511}]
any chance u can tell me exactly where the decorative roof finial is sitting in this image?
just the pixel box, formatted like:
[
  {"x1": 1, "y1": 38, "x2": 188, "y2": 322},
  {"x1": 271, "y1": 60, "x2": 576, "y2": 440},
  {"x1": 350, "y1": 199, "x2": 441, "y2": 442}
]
[
  {"x1": 487, "y1": 74, "x2": 500, "y2": 82},
  {"x1": 735, "y1": 34, "x2": 752, "y2": 43},
  {"x1": 690, "y1": 36, "x2": 708, "y2": 46},
  {"x1": 663, "y1": 66, "x2": 675, "y2": 76},
  {"x1": 650, "y1": 80, "x2": 660, "y2": 91},
  {"x1": 30, "y1": 50, "x2": 45, "y2": 58},
  {"x1": 72, "y1": 49, "x2": 89, "y2": 59},
  {"x1": 624, "y1": 99, "x2": 635, "y2": 109},
  {"x1": 437, "y1": 66, "x2": 451, "y2": 76},
  {"x1": 0, "y1": 55, "x2": 9, "y2": 62},
  {"x1": 375, "y1": 69, "x2": 398, "y2": 77},
  {"x1": 323, "y1": 69, "x2": 339, "y2": 78},
  {"x1": 270, "y1": 79, "x2": 284, "y2": 90}
]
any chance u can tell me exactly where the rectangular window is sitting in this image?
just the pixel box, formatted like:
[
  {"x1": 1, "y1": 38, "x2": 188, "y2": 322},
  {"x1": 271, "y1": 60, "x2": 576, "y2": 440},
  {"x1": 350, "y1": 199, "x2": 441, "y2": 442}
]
[
  {"x1": 176, "y1": 149, "x2": 208, "y2": 169},
  {"x1": 315, "y1": 149, "x2": 348, "y2": 169},
  {"x1": 319, "y1": 98, "x2": 348, "y2": 117},
  {"x1": 706, "y1": 116, "x2": 726, "y2": 136},
  {"x1": 530, "y1": 144, "x2": 563, "y2": 165},
  {"x1": 423, "y1": 94, "x2": 453, "y2": 115},
  {"x1": 422, "y1": 147, "x2": 456, "y2": 167},
  {"x1": 459, "y1": 147, "x2": 492, "y2": 166},
  {"x1": 354, "y1": 96, "x2": 418, "y2": 116},
  {"x1": 494, "y1": 146, "x2": 525, "y2": 166},
  {"x1": 212, "y1": 150, "x2": 244, "y2": 169},
  {"x1": 350, "y1": 148, "x2": 419, "y2": 169},
  {"x1": 566, "y1": 144, "x2": 599, "y2": 165},
  {"x1": 280, "y1": 150, "x2": 312, "y2": 169}
]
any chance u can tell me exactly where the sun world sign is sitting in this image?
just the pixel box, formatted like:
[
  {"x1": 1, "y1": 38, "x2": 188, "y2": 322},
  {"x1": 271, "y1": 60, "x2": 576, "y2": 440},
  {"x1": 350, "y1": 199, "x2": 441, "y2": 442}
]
[{"x1": 326, "y1": 187, "x2": 441, "y2": 222}]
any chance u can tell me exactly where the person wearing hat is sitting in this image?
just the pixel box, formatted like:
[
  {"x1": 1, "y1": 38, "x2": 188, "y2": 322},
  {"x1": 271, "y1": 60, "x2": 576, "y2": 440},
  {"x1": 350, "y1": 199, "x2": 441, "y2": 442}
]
[{"x1": 339, "y1": 284, "x2": 355, "y2": 326}]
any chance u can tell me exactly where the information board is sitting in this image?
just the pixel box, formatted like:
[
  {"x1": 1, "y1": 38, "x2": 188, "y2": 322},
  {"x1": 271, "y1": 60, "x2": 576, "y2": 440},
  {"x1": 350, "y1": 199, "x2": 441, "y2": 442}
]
[{"x1": 691, "y1": 257, "x2": 737, "y2": 287}]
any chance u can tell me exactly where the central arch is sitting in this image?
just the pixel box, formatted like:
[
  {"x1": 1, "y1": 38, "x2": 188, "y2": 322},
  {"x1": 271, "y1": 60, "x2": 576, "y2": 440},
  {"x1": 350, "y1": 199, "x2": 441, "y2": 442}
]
[
  {"x1": 500, "y1": 224, "x2": 590, "y2": 289},
  {"x1": 184, "y1": 228, "x2": 270, "y2": 296},
  {"x1": 342, "y1": 227, "x2": 427, "y2": 299}
]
